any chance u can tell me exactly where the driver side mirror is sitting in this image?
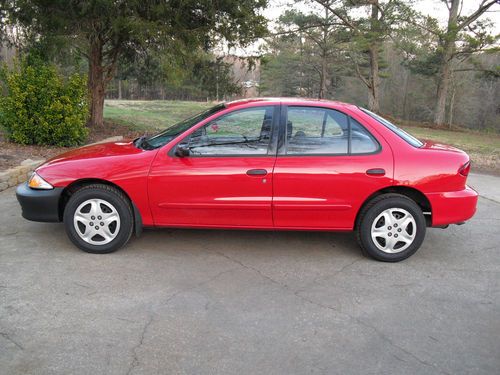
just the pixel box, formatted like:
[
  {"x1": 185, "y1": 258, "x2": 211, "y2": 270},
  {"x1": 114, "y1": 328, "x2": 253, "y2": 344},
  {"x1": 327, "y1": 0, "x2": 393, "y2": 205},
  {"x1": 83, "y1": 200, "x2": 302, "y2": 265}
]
[{"x1": 175, "y1": 144, "x2": 190, "y2": 157}]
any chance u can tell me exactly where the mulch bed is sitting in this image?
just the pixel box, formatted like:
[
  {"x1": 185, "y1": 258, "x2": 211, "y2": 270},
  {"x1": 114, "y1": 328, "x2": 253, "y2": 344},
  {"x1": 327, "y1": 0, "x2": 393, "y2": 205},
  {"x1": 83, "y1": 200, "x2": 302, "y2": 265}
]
[{"x1": 0, "y1": 122, "x2": 144, "y2": 171}]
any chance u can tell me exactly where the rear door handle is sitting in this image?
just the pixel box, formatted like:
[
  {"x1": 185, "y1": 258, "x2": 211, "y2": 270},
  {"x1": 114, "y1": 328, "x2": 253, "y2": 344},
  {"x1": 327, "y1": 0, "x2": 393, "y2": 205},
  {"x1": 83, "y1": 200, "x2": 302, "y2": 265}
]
[
  {"x1": 246, "y1": 169, "x2": 268, "y2": 176},
  {"x1": 366, "y1": 168, "x2": 385, "y2": 176}
]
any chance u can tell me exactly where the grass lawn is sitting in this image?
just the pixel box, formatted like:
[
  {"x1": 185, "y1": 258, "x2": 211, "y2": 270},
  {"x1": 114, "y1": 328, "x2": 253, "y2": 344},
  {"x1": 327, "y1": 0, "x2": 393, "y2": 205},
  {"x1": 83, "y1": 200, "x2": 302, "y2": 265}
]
[
  {"x1": 104, "y1": 100, "x2": 212, "y2": 132},
  {"x1": 104, "y1": 99, "x2": 499, "y2": 174}
]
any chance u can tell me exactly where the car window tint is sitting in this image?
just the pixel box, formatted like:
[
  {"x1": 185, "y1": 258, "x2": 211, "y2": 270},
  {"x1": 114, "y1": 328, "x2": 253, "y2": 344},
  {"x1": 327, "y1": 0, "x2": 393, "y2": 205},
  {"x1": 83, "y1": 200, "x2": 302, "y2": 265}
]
[
  {"x1": 361, "y1": 108, "x2": 423, "y2": 148},
  {"x1": 187, "y1": 106, "x2": 273, "y2": 156},
  {"x1": 286, "y1": 107, "x2": 348, "y2": 155},
  {"x1": 350, "y1": 118, "x2": 379, "y2": 154}
]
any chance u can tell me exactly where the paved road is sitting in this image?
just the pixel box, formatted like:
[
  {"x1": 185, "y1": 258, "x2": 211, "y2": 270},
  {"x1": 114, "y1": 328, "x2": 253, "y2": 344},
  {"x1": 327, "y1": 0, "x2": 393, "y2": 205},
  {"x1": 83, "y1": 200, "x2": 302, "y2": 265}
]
[{"x1": 1, "y1": 174, "x2": 499, "y2": 375}]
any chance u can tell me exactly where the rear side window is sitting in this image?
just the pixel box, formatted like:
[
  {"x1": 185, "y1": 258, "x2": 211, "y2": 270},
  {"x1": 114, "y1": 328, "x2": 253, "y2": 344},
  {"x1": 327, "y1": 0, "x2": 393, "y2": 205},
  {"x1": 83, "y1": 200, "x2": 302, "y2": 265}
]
[
  {"x1": 285, "y1": 107, "x2": 379, "y2": 155},
  {"x1": 361, "y1": 108, "x2": 423, "y2": 148},
  {"x1": 350, "y1": 118, "x2": 379, "y2": 154}
]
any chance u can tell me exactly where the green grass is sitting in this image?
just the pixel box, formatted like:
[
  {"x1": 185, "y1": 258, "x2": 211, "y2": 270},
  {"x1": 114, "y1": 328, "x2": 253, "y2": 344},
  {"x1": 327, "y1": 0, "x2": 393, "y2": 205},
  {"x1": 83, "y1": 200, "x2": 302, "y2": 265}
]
[
  {"x1": 104, "y1": 100, "x2": 212, "y2": 132},
  {"x1": 104, "y1": 100, "x2": 499, "y2": 173}
]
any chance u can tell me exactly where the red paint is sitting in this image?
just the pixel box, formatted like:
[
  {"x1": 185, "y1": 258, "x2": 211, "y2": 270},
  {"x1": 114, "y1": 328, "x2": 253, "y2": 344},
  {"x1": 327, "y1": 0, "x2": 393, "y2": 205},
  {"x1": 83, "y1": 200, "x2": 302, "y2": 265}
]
[{"x1": 35, "y1": 98, "x2": 478, "y2": 229}]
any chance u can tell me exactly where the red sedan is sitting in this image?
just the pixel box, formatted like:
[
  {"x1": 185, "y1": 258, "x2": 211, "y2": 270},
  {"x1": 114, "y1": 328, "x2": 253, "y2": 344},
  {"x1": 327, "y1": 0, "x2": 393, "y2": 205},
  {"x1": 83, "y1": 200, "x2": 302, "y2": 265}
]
[{"x1": 16, "y1": 98, "x2": 478, "y2": 261}]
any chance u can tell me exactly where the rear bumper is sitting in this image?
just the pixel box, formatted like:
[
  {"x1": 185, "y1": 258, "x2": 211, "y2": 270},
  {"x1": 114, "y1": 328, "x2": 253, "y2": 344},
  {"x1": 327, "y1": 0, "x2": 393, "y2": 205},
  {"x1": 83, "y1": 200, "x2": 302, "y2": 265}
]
[
  {"x1": 16, "y1": 183, "x2": 63, "y2": 222},
  {"x1": 427, "y1": 185, "x2": 478, "y2": 226}
]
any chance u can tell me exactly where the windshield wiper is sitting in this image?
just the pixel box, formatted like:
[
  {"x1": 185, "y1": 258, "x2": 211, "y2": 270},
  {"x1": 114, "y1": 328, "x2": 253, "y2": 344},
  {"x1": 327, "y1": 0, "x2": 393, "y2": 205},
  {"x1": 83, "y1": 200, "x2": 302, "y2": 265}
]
[
  {"x1": 134, "y1": 136, "x2": 154, "y2": 150},
  {"x1": 134, "y1": 136, "x2": 145, "y2": 148}
]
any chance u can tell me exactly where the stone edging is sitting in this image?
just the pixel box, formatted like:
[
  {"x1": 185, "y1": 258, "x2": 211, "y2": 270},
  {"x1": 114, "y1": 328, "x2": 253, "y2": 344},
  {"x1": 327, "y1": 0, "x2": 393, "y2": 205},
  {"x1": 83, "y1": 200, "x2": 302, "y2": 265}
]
[{"x1": 0, "y1": 136, "x2": 124, "y2": 192}]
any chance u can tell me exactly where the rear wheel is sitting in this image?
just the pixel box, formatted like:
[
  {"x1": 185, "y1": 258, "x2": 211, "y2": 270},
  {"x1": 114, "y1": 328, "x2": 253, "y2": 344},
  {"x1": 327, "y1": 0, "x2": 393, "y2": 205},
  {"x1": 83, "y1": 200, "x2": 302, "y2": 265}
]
[
  {"x1": 356, "y1": 194, "x2": 426, "y2": 262},
  {"x1": 63, "y1": 184, "x2": 133, "y2": 253}
]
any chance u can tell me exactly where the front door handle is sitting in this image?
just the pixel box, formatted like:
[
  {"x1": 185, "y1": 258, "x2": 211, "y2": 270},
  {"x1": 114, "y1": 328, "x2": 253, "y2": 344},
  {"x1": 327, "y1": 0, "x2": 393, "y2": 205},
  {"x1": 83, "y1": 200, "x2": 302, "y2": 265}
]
[
  {"x1": 366, "y1": 168, "x2": 385, "y2": 176},
  {"x1": 246, "y1": 169, "x2": 268, "y2": 176}
]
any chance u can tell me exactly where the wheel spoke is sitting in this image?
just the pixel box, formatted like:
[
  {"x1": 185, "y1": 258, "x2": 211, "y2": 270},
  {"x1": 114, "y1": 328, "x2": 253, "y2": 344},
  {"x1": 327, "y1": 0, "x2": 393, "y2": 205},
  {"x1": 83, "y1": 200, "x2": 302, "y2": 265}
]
[
  {"x1": 82, "y1": 227, "x2": 97, "y2": 241},
  {"x1": 89, "y1": 200, "x2": 99, "y2": 217},
  {"x1": 383, "y1": 236, "x2": 396, "y2": 252},
  {"x1": 400, "y1": 217, "x2": 414, "y2": 231},
  {"x1": 102, "y1": 212, "x2": 119, "y2": 224},
  {"x1": 74, "y1": 212, "x2": 90, "y2": 225},
  {"x1": 399, "y1": 231, "x2": 414, "y2": 244},
  {"x1": 101, "y1": 225, "x2": 114, "y2": 241},
  {"x1": 382, "y1": 211, "x2": 393, "y2": 227},
  {"x1": 372, "y1": 227, "x2": 387, "y2": 236}
]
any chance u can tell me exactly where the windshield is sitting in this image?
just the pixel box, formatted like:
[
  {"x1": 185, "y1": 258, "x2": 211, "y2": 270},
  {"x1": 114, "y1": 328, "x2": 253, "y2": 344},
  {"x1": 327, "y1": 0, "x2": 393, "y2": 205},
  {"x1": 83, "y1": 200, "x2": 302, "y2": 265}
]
[
  {"x1": 141, "y1": 104, "x2": 226, "y2": 149},
  {"x1": 361, "y1": 108, "x2": 423, "y2": 148}
]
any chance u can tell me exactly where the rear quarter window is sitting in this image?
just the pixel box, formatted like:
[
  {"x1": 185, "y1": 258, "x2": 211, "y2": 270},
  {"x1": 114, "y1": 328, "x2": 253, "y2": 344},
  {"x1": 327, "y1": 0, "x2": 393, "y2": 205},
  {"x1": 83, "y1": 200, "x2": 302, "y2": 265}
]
[{"x1": 361, "y1": 108, "x2": 423, "y2": 148}]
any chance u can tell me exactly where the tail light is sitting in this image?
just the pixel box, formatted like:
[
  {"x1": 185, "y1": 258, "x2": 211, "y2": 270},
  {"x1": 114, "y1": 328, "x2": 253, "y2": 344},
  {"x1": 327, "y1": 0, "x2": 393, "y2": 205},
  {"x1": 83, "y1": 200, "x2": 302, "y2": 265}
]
[{"x1": 459, "y1": 161, "x2": 471, "y2": 177}]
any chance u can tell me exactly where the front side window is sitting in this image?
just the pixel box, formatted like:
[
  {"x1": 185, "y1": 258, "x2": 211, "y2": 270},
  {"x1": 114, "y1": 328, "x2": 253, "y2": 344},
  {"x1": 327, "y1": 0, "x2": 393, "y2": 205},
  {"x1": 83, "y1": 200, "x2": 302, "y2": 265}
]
[
  {"x1": 182, "y1": 106, "x2": 274, "y2": 156},
  {"x1": 145, "y1": 104, "x2": 225, "y2": 149},
  {"x1": 285, "y1": 107, "x2": 379, "y2": 155}
]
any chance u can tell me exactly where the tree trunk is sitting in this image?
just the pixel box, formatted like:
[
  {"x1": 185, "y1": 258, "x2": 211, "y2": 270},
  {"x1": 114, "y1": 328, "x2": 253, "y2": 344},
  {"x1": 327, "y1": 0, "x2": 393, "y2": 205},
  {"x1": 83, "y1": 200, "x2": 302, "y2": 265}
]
[
  {"x1": 318, "y1": 6, "x2": 328, "y2": 100},
  {"x1": 448, "y1": 82, "x2": 456, "y2": 129},
  {"x1": 318, "y1": 56, "x2": 327, "y2": 99},
  {"x1": 434, "y1": 44, "x2": 453, "y2": 126},
  {"x1": 367, "y1": 45, "x2": 380, "y2": 112},
  {"x1": 367, "y1": 3, "x2": 380, "y2": 112},
  {"x1": 434, "y1": 0, "x2": 459, "y2": 126},
  {"x1": 402, "y1": 70, "x2": 410, "y2": 120},
  {"x1": 118, "y1": 79, "x2": 122, "y2": 100},
  {"x1": 88, "y1": 38, "x2": 105, "y2": 127}
]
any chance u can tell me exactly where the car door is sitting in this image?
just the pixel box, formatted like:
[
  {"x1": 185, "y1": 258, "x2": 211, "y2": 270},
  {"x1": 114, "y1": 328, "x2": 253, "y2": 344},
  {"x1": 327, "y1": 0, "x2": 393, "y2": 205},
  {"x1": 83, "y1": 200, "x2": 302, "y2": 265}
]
[
  {"x1": 272, "y1": 105, "x2": 394, "y2": 229},
  {"x1": 148, "y1": 104, "x2": 279, "y2": 228}
]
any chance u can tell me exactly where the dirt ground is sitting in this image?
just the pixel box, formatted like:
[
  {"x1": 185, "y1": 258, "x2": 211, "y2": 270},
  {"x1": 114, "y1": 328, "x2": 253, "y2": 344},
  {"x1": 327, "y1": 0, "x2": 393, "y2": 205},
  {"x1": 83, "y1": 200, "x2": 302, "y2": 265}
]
[{"x1": 0, "y1": 122, "x2": 143, "y2": 170}]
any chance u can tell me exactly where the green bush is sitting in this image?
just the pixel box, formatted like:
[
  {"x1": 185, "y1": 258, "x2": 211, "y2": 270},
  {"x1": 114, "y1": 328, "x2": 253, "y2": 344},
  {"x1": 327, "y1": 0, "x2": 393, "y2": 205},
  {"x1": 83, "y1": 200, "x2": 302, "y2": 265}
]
[{"x1": 0, "y1": 58, "x2": 89, "y2": 146}]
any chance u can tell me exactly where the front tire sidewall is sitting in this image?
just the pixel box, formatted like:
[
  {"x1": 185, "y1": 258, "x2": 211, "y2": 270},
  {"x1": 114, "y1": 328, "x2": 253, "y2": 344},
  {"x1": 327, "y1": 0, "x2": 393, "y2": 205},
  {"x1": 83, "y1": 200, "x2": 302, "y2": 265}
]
[
  {"x1": 359, "y1": 197, "x2": 426, "y2": 262},
  {"x1": 63, "y1": 187, "x2": 133, "y2": 254}
]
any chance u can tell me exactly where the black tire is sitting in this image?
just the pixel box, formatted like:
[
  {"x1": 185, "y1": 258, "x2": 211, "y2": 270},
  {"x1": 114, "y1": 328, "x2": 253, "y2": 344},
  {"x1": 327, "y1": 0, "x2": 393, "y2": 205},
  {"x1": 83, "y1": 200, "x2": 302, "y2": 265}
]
[
  {"x1": 356, "y1": 193, "x2": 426, "y2": 262},
  {"x1": 63, "y1": 184, "x2": 133, "y2": 254}
]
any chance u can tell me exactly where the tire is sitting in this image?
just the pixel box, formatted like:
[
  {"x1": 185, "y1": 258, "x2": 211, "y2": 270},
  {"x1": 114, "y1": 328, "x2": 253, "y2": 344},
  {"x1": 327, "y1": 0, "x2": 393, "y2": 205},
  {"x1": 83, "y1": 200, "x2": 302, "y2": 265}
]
[
  {"x1": 356, "y1": 193, "x2": 426, "y2": 262},
  {"x1": 63, "y1": 184, "x2": 134, "y2": 254}
]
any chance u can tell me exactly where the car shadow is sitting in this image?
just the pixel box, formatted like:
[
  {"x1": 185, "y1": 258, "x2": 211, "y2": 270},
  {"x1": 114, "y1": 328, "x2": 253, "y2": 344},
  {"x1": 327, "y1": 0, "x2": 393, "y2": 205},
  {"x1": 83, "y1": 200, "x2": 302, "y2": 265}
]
[{"x1": 126, "y1": 227, "x2": 361, "y2": 259}]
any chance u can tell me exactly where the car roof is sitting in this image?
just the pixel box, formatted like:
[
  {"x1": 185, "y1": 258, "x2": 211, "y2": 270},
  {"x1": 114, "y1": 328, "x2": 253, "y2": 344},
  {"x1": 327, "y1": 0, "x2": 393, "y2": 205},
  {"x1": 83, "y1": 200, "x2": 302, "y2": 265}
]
[{"x1": 224, "y1": 97, "x2": 358, "y2": 111}]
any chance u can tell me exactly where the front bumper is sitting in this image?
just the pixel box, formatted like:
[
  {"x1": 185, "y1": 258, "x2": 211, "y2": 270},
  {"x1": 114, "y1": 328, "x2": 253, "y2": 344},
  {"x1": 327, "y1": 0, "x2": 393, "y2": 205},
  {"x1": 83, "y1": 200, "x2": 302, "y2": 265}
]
[
  {"x1": 427, "y1": 185, "x2": 478, "y2": 227},
  {"x1": 16, "y1": 183, "x2": 63, "y2": 222}
]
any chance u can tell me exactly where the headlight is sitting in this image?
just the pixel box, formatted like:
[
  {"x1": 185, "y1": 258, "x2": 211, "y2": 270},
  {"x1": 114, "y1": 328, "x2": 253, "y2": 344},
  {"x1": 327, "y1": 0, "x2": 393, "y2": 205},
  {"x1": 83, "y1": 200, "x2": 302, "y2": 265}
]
[{"x1": 28, "y1": 172, "x2": 54, "y2": 190}]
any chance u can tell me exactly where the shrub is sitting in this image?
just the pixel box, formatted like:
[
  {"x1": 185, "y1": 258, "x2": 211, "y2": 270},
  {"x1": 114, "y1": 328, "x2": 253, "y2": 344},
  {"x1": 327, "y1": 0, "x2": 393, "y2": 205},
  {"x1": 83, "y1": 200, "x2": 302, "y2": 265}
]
[{"x1": 0, "y1": 58, "x2": 89, "y2": 146}]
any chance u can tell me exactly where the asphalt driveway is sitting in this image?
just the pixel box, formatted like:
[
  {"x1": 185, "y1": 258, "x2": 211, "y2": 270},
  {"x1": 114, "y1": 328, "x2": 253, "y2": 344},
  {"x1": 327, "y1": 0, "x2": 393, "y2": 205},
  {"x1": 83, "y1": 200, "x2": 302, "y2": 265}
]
[{"x1": 1, "y1": 174, "x2": 499, "y2": 375}]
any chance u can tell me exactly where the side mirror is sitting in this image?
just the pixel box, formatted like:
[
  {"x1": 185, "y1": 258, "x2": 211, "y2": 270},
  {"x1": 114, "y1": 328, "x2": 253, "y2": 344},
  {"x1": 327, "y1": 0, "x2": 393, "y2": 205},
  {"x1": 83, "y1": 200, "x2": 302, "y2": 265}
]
[{"x1": 175, "y1": 144, "x2": 190, "y2": 157}]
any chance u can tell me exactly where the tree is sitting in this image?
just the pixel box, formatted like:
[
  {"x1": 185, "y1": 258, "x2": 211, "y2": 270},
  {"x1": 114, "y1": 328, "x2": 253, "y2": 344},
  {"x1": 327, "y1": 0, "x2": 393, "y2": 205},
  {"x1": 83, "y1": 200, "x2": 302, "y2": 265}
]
[
  {"x1": 432, "y1": 0, "x2": 499, "y2": 125},
  {"x1": 8, "y1": 0, "x2": 268, "y2": 127},
  {"x1": 260, "y1": 34, "x2": 316, "y2": 97},
  {"x1": 313, "y1": 0, "x2": 413, "y2": 112},
  {"x1": 276, "y1": 5, "x2": 348, "y2": 99}
]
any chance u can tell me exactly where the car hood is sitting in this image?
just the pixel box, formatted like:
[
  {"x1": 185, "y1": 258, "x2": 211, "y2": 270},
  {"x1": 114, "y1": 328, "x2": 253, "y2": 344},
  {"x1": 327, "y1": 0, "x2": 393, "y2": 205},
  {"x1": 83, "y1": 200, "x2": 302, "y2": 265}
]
[{"x1": 41, "y1": 140, "x2": 144, "y2": 167}]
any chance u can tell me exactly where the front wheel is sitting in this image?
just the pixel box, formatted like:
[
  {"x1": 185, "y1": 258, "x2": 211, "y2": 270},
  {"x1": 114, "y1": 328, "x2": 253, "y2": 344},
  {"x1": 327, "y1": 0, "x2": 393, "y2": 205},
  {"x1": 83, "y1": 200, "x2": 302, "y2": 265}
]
[
  {"x1": 356, "y1": 194, "x2": 426, "y2": 262},
  {"x1": 63, "y1": 184, "x2": 134, "y2": 253}
]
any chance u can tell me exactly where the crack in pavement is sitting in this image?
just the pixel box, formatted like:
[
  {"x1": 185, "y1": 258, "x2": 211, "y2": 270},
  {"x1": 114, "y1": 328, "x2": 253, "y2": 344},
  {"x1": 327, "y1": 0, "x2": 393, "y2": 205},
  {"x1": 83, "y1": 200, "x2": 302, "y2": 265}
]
[
  {"x1": 211, "y1": 250, "x2": 450, "y2": 375},
  {"x1": 298, "y1": 258, "x2": 364, "y2": 293},
  {"x1": 124, "y1": 267, "x2": 238, "y2": 375},
  {"x1": 0, "y1": 331, "x2": 24, "y2": 350},
  {"x1": 479, "y1": 196, "x2": 500, "y2": 205},
  {"x1": 125, "y1": 314, "x2": 154, "y2": 375}
]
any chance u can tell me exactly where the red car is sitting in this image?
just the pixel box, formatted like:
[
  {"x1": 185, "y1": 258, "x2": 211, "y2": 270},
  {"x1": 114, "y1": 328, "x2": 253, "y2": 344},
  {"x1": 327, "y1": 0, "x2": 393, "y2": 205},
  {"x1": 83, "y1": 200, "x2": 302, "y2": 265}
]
[{"x1": 16, "y1": 98, "x2": 478, "y2": 261}]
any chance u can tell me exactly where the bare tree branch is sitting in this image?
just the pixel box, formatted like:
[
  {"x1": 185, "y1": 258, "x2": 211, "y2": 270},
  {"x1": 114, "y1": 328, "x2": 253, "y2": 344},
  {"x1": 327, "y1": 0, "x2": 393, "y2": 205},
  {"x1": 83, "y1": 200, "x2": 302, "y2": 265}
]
[
  {"x1": 457, "y1": 0, "x2": 498, "y2": 30},
  {"x1": 313, "y1": 0, "x2": 358, "y2": 30}
]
